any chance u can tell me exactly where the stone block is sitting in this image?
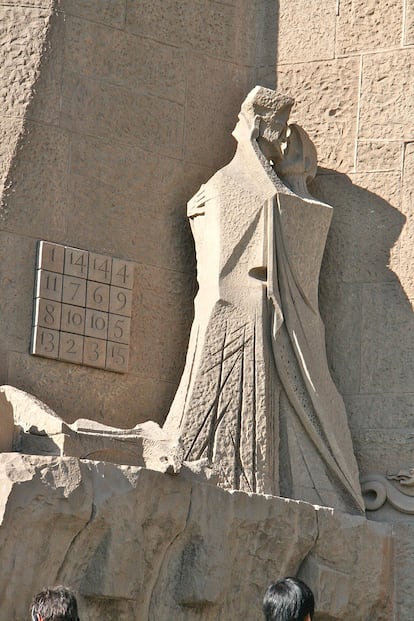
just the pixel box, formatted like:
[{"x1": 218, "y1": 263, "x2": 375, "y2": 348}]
[
  {"x1": 360, "y1": 50, "x2": 414, "y2": 140},
  {"x1": 1, "y1": 121, "x2": 69, "y2": 239},
  {"x1": 64, "y1": 16, "x2": 186, "y2": 104},
  {"x1": 184, "y1": 55, "x2": 251, "y2": 169},
  {"x1": 60, "y1": 71, "x2": 184, "y2": 158},
  {"x1": 60, "y1": 0, "x2": 126, "y2": 28},
  {"x1": 7, "y1": 351, "x2": 177, "y2": 427},
  {"x1": 125, "y1": 0, "x2": 255, "y2": 65},
  {"x1": 361, "y1": 283, "x2": 414, "y2": 393},
  {"x1": 356, "y1": 141, "x2": 403, "y2": 172},
  {"x1": 277, "y1": 58, "x2": 360, "y2": 171},
  {"x1": 311, "y1": 171, "x2": 403, "y2": 284},
  {"x1": 278, "y1": 0, "x2": 336, "y2": 64},
  {"x1": 319, "y1": 282, "x2": 362, "y2": 396},
  {"x1": 0, "y1": 6, "x2": 50, "y2": 119},
  {"x1": 336, "y1": 0, "x2": 403, "y2": 55}
]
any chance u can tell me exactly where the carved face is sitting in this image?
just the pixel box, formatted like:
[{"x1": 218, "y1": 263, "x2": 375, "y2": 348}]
[{"x1": 257, "y1": 107, "x2": 290, "y2": 163}]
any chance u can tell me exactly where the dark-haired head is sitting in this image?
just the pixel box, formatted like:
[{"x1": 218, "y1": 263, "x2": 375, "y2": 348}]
[
  {"x1": 30, "y1": 586, "x2": 79, "y2": 621},
  {"x1": 263, "y1": 577, "x2": 314, "y2": 621}
]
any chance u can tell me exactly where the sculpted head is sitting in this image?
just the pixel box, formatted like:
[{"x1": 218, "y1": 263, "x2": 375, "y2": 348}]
[
  {"x1": 275, "y1": 123, "x2": 317, "y2": 186},
  {"x1": 236, "y1": 86, "x2": 294, "y2": 163}
]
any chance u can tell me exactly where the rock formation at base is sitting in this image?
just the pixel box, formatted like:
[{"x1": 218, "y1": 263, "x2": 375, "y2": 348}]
[
  {"x1": 0, "y1": 384, "x2": 183, "y2": 474},
  {"x1": 0, "y1": 453, "x2": 392, "y2": 621}
]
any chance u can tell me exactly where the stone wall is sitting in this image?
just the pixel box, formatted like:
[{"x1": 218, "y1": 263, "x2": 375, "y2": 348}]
[{"x1": 0, "y1": 0, "x2": 277, "y2": 428}]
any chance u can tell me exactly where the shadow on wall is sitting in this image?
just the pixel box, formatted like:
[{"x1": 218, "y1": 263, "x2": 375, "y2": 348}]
[{"x1": 311, "y1": 169, "x2": 413, "y2": 477}]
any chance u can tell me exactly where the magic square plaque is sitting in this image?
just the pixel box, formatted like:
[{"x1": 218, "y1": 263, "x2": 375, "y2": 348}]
[{"x1": 31, "y1": 241, "x2": 134, "y2": 373}]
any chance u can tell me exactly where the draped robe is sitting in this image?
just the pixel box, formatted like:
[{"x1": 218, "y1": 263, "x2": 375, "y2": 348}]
[{"x1": 164, "y1": 127, "x2": 364, "y2": 514}]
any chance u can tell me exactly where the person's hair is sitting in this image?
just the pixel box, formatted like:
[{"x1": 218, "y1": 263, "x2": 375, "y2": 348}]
[
  {"x1": 263, "y1": 577, "x2": 315, "y2": 621},
  {"x1": 30, "y1": 586, "x2": 79, "y2": 621}
]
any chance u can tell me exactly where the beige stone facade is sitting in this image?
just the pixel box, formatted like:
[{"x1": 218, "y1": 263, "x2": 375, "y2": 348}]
[{"x1": 1, "y1": 0, "x2": 413, "y2": 618}]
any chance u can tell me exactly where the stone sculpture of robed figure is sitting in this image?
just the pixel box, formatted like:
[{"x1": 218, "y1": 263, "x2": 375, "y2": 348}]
[{"x1": 164, "y1": 86, "x2": 365, "y2": 514}]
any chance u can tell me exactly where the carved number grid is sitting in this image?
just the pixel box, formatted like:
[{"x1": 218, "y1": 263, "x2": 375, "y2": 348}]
[{"x1": 31, "y1": 241, "x2": 134, "y2": 373}]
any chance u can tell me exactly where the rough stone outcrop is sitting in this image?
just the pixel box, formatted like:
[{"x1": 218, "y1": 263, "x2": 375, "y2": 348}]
[
  {"x1": 0, "y1": 453, "x2": 392, "y2": 620},
  {"x1": 0, "y1": 384, "x2": 183, "y2": 473}
]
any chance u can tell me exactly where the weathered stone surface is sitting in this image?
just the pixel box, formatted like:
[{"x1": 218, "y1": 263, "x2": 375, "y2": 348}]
[
  {"x1": 126, "y1": 0, "x2": 250, "y2": 65},
  {"x1": 356, "y1": 141, "x2": 403, "y2": 172},
  {"x1": 336, "y1": 0, "x2": 403, "y2": 55},
  {"x1": 319, "y1": 282, "x2": 362, "y2": 396},
  {"x1": 65, "y1": 16, "x2": 186, "y2": 104},
  {"x1": 0, "y1": 6, "x2": 51, "y2": 119},
  {"x1": 131, "y1": 264, "x2": 193, "y2": 382},
  {"x1": 26, "y1": 9, "x2": 64, "y2": 126},
  {"x1": 354, "y1": 428, "x2": 414, "y2": 477},
  {"x1": 0, "y1": 232, "x2": 36, "y2": 353},
  {"x1": 301, "y1": 509, "x2": 393, "y2": 621},
  {"x1": 0, "y1": 454, "x2": 393, "y2": 620},
  {"x1": 1, "y1": 0, "x2": 55, "y2": 6},
  {"x1": 404, "y1": 0, "x2": 414, "y2": 44},
  {"x1": 360, "y1": 50, "x2": 414, "y2": 140},
  {"x1": 60, "y1": 0, "x2": 126, "y2": 28},
  {"x1": 361, "y1": 282, "x2": 414, "y2": 393},
  {"x1": 184, "y1": 55, "x2": 251, "y2": 170},
  {"x1": 0, "y1": 385, "x2": 184, "y2": 473},
  {"x1": 69, "y1": 133, "x2": 212, "y2": 221},
  {"x1": 393, "y1": 523, "x2": 414, "y2": 621},
  {"x1": 278, "y1": 0, "x2": 336, "y2": 64},
  {"x1": 60, "y1": 71, "x2": 184, "y2": 158},
  {"x1": 277, "y1": 58, "x2": 360, "y2": 171},
  {"x1": 249, "y1": 0, "x2": 279, "y2": 67},
  {"x1": 0, "y1": 116, "x2": 24, "y2": 199},
  {"x1": 312, "y1": 172, "x2": 403, "y2": 284},
  {"x1": 7, "y1": 352, "x2": 177, "y2": 428},
  {"x1": 65, "y1": 173, "x2": 195, "y2": 276},
  {"x1": 398, "y1": 142, "x2": 414, "y2": 297},
  {"x1": 1, "y1": 121, "x2": 69, "y2": 237},
  {"x1": 346, "y1": 393, "x2": 414, "y2": 432}
]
